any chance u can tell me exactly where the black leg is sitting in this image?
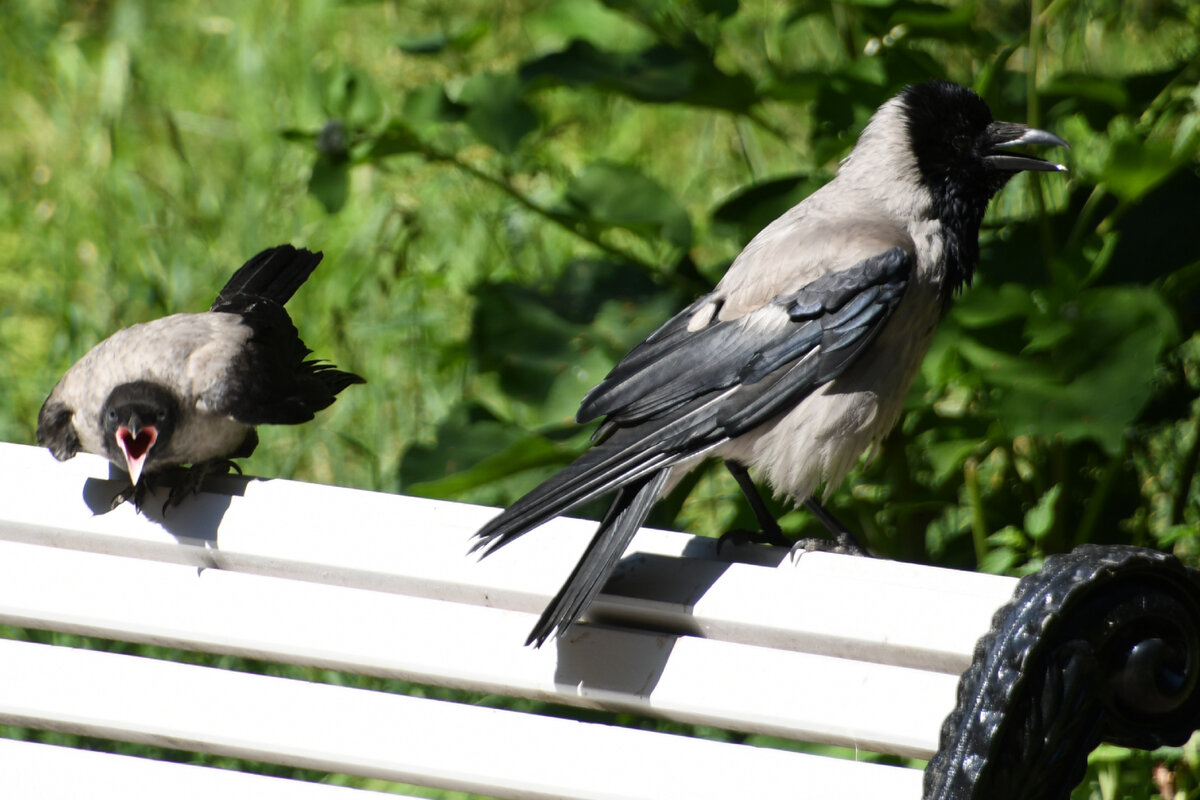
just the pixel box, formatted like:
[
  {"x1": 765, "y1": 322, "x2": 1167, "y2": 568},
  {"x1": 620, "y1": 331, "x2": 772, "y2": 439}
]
[
  {"x1": 719, "y1": 461, "x2": 870, "y2": 557},
  {"x1": 719, "y1": 461, "x2": 789, "y2": 548},
  {"x1": 726, "y1": 461, "x2": 786, "y2": 540},
  {"x1": 164, "y1": 459, "x2": 241, "y2": 513},
  {"x1": 111, "y1": 474, "x2": 153, "y2": 512},
  {"x1": 110, "y1": 482, "x2": 134, "y2": 511}
]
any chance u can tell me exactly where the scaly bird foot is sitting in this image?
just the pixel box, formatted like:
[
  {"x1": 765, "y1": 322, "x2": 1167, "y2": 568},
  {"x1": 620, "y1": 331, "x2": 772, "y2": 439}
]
[{"x1": 163, "y1": 459, "x2": 240, "y2": 512}]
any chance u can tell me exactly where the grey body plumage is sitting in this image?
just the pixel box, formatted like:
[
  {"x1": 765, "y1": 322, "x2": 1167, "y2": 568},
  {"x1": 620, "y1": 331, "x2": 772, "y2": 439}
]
[
  {"x1": 37, "y1": 245, "x2": 364, "y2": 510},
  {"x1": 473, "y1": 80, "x2": 1068, "y2": 647}
]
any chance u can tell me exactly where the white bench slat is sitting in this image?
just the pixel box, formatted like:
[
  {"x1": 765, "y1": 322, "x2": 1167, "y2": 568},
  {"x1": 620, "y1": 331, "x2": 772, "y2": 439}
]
[
  {"x1": 0, "y1": 737, "x2": 399, "y2": 798},
  {"x1": 0, "y1": 442, "x2": 1016, "y2": 673},
  {"x1": 0, "y1": 538, "x2": 957, "y2": 756},
  {"x1": 0, "y1": 638, "x2": 924, "y2": 800},
  {"x1": 0, "y1": 439, "x2": 1015, "y2": 794}
]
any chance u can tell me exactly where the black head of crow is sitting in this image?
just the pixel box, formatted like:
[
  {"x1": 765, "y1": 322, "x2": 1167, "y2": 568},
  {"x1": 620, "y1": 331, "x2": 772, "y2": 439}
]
[
  {"x1": 37, "y1": 245, "x2": 365, "y2": 512},
  {"x1": 471, "y1": 80, "x2": 1068, "y2": 646}
]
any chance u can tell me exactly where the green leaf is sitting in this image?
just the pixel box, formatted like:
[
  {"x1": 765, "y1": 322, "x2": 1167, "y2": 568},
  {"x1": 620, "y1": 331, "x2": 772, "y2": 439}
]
[
  {"x1": 954, "y1": 286, "x2": 1180, "y2": 454},
  {"x1": 398, "y1": 400, "x2": 589, "y2": 504},
  {"x1": 468, "y1": 263, "x2": 682, "y2": 427},
  {"x1": 279, "y1": 127, "x2": 316, "y2": 143},
  {"x1": 458, "y1": 72, "x2": 538, "y2": 154},
  {"x1": 711, "y1": 173, "x2": 825, "y2": 243},
  {"x1": 397, "y1": 22, "x2": 487, "y2": 55},
  {"x1": 471, "y1": 282, "x2": 583, "y2": 408},
  {"x1": 527, "y1": 0, "x2": 656, "y2": 50},
  {"x1": 799, "y1": 68, "x2": 892, "y2": 141},
  {"x1": 396, "y1": 32, "x2": 451, "y2": 55},
  {"x1": 924, "y1": 438, "x2": 981, "y2": 485},
  {"x1": 759, "y1": 70, "x2": 824, "y2": 103},
  {"x1": 564, "y1": 160, "x2": 692, "y2": 248},
  {"x1": 952, "y1": 335, "x2": 1059, "y2": 386},
  {"x1": 401, "y1": 85, "x2": 468, "y2": 124},
  {"x1": 308, "y1": 154, "x2": 349, "y2": 213},
  {"x1": 320, "y1": 63, "x2": 382, "y2": 129},
  {"x1": 988, "y1": 525, "x2": 1028, "y2": 550},
  {"x1": 1102, "y1": 135, "x2": 1181, "y2": 202},
  {"x1": 519, "y1": 40, "x2": 758, "y2": 113},
  {"x1": 405, "y1": 430, "x2": 577, "y2": 500},
  {"x1": 98, "y1": 40, "x2": 131, "y2": 119},
  {"x1": 978, "y1": 545, "x2": 1019, "y2": 575},
  {"x1": 1021, "y1": 313, "x2": 1074, "y2": 353},
  {"x1": 1041, "y1": 74, "x2": 1131, "y2": 111},
  {"x1": 952, "y1": 284, "x2": 1036, "y2": 329},
  {"x1": 1024, "y1": 484, "x2": 1061, "y2": 540},
  {"x1": 364, "y1": 118, "x2": 424, "y2": 159},
  {"x1": 890, "y1": 2, "x2": 976, "y2": 35},
  {"x1": 696, "y1": 0, "x2": 739, "y2": 19}
]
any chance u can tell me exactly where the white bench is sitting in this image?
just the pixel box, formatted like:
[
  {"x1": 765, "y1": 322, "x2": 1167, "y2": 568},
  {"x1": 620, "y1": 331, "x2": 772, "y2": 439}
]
[{"x1": 0, "y1": 440, "x2": 1020, "y2": 798}]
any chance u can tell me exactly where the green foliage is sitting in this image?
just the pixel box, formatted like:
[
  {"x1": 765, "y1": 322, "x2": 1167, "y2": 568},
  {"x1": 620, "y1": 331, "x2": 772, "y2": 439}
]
[{"x1": 2, "y1": 0, "x2": 1200, "y2": 796}]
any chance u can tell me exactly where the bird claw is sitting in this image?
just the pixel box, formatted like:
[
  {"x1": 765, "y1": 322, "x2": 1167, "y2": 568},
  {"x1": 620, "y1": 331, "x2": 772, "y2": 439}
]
[
  {"x1": 110, "y1": 478, "x2": 151, "y2": 513},
  {"x1": 109, "y1": 486, "x2": 132, "y2": 512},
  {"x1": 787, "y1": 531, "x2": 870, "y2": 563},
  {"x1": 717, "y1": 526, "x2": 791, "y2": 555},
  {"x1": 162, "y1": 459, "x2": 237, "y2": 513}
]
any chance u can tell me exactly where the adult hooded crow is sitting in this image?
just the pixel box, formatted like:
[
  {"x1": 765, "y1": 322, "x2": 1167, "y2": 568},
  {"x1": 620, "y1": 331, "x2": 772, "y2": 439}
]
[
  {"x1": 472, "y1": 80, "x2": 1068, "y2": 647},
  {"x1": 37, "y1": 244, "x2": 364, "y2": 511}
]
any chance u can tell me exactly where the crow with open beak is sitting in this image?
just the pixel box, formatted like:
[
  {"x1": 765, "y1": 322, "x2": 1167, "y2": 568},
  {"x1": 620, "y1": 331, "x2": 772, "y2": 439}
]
[
  {"x1": 37, "y1": 245, "x2": 364, "y2": 512},
  {"x1": 472, "y1": 80, "x2": 1069, "y2": 646}
]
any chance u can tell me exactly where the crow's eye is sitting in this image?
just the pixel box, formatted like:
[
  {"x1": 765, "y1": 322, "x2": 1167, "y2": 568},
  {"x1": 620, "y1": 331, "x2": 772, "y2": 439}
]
[{"x1": 106, "y1": 408, "x2": 118, "y2": 423}]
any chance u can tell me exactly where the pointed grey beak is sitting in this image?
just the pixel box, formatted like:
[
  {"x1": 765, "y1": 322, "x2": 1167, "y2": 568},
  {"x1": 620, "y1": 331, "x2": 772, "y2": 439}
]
[{"x1": 984, "y1": 121, "x2": 1069, "y2": 173}]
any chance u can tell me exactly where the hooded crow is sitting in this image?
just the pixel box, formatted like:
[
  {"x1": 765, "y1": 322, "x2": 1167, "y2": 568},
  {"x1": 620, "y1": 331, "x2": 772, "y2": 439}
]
[
  {"x1": 37, "y1": 245, "x2": 364, "y2": 511},
  {"x1": 472, "y1": 80, "x2": 1068, "y2": 646}
]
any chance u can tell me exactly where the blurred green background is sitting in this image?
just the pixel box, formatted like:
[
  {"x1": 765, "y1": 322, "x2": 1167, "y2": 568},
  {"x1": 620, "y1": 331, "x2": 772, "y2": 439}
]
[{"x1": 2, "y1": 0, "x2": 1199, "y2": 796}]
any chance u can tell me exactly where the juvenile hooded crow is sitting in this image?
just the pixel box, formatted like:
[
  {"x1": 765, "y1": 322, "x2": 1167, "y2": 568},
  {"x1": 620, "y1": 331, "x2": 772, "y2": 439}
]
[
  {"x1": 473, "y1": 80, "x2": 1068, "y2": 646},
  {"x1": 37, "y1": 245, "x2": 364, "y2": 511}
]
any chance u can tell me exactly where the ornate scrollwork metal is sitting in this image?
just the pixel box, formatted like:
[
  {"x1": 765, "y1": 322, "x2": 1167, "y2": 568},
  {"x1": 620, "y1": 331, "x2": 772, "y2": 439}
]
[{"x1": 924, "y1": 545, "x2": 1200, "y2": 800}]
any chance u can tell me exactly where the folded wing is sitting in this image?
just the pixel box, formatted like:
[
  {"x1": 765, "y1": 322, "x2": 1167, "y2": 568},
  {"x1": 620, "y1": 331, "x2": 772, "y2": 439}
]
[{"x1": 474, "y1": 245, "x2": 913, "y2": 557}]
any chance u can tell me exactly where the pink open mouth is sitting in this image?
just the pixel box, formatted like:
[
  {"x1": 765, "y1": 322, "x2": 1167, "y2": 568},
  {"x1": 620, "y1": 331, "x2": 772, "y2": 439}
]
[{"x1": 116, "y1": 425, "x2": 157, "y2": 485}]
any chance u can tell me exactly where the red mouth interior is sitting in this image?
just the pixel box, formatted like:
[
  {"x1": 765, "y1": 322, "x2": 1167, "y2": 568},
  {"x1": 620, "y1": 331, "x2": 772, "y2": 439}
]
[{"x1": 118, "y1": 427, "x2": 156, "y2": 460}]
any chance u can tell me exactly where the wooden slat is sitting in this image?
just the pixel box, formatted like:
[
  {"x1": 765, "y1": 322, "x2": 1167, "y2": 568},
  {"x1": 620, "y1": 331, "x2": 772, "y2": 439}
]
[
  {"x1": 0, "y1": 737, "x2": 397, "y2": 798},
  {"x1": 0, "y1": 442, "x2": 1016, "y2": 672},
  {"x1": 0, "y1": 538, "x2": 957, "y2": 756},
  {"x1": 0, "y1": 638, "x2": 925, "y2": 800}
]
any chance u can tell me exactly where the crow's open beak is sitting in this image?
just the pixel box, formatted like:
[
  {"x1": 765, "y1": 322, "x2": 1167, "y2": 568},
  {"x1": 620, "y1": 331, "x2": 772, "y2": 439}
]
[
  {"x1": 984, "y1": 122, "x2": 1069, "y2": 173},
  {"x1": 115, "y1": 416, "x2": 157, "y2": 487}
]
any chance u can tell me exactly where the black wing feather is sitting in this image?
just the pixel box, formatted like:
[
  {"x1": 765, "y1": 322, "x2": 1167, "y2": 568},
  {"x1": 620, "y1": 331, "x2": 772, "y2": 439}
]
[
  {"x1": 210, "y1": 245, "x2": 323, "y2": 313},
  {"x1": 207, "y1": 300, "x2": 364, "y2": 425},
  {"x1": 583, "y1": 246, "x2": 911, "y2": 428},
  {"x1": 576, "y1": 294, "x2": 720, "y2": 423},
  {"x1": 205, "y1": 246, "x2": 364, "y2": 424},
  {"x1": 35, "y1": 401, "x2": 81, "y2": 462},
  {"x1": 475, "y1": 247, "x2": 913, "y2": 559}
]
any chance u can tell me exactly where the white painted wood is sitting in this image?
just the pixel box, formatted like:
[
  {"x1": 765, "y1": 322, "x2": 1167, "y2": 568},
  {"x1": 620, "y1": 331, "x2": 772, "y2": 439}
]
[
  {"x1": 0, "y1": 638, "x2": 925, "y2": 800},
  {"x1": 0, "y1": 737, "x2": 399, "y2": 798},
  {"x1": 0, "y1": 439, "x2": 1020, "y2": 795},
  {"x1": 0, "y1": 442, "x2": 1016, "y2": 672},
  {"x1": 0, "y1": 538, "x2": 957, "y2": 756}
]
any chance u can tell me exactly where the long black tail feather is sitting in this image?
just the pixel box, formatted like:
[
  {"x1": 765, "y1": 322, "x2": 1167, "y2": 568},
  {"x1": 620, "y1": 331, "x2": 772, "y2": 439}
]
[
  {"x1": 471, "y1": 439, "x2": 674, "y2": 558},
  {"x1": 211, "y1": 245, "x2": 322, "y2": 312},
  {"x1": 526, "y1": 470, "x2": 670, "y2": 646},
  {"x1": 473, "y1": 389, "x2": 735, "y2": 559}
]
